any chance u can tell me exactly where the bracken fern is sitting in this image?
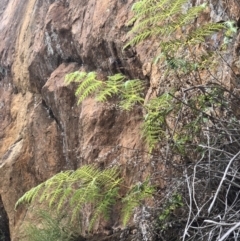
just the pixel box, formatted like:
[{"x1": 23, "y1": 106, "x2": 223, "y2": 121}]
[
  {"x1": 15, "y1": 165, "x2": 154, "y2": 230},
  {"x1": 124, "y1": 0, "x2": 225, "y2": 52},
  {"x1": 142, "y1": 93, "x2": 174, "y2": 152},
  {"x1": 124, "y1": 0, "x2": 227, "y2": 77},
  {"x1": 95, "y1": 73, "x2": 126, "y2": 102},
  {"x1": 65, "y1": 72, "x2": 144, "y2": 110}
]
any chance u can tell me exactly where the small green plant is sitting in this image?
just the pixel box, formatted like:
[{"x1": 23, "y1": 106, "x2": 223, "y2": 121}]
[
  {"x1": 223, "y1": 21, "x2": 238, "y2": 46},
  {"x1": 159, "y1": 193, "x2": 183, "y2": 223},
  {"x1": 15, "y1": 165, "x2": 154, "y2": 230},
  {"x1": 173, "y1": 133, "x2": 190, "y2": 155}
]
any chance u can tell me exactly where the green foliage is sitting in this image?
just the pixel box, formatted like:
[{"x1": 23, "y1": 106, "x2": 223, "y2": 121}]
[
  {"x1": 173, "y1": 133, "x2": 190, "y2": 155},
  {"x1": 143, "y1": 93, "x2": 174, "y2": 152},
  {"x1": 124, "y1": 0, "x2": 232, "y2": 79},
  {"x1": 65, "y1": 71, "x2": 103, "y2": 104},
  {"x1": 185, "y1": 22, "x2": 224, "y2": 45},
  {"x1": 159, "y1": 193, "x2": 183, "y2": 223},
  {"x1": 120, "y1": 79, "x2": 145, "y2": 110},
  {"x1": 95, "y1": 73, "x2": 126, "y2": 102},
  {"x1": 66, "y1": 69, "x2": 174, "y2": 151},
  {"x1": 194, "y1": 87, "x2": 225, "y2": 111},
  {"x1": 63, "y1": 1, "x2": 237, "y2": 156},
  {"x1": 124, "y1": 0, "x2": 224, "y2": 52},
  {"x1": 122, "y1": 178, "x2": 155, "y2": 226},
  {"x1": 65, "y1": 72, "x2": 144, "y2": 110},
  {"x1": 165, "y1": 57, "x2": 199, "y2": 74},
  {"x1": 23, "y1": 210, "x2": 79, "y2": 241},
  {"x1": 223, "y1": 21, "x2": 238, "y2": 45},
  {"x1": 171, "y1": 86, "x2": 227, "y2": 155},
  {"x1": 65, "y1": 70, "x2": 176, "y2": 152},
  {"x1": 16, "y1": 165, "x2": 154, "y2": 230}
]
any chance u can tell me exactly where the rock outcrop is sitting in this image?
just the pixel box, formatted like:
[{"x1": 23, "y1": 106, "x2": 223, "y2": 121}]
[
  {"x1": 0, "y1": 0, "x2": 240, "y2": 240},
  {"x1": 0, "y1": 0, "x2": 145, "y2": 240}
]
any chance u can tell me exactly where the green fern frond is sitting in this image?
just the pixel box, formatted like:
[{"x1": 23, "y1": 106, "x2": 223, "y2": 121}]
[
  {"x1": 65, "y1": 70, "x2": 145, "y2": 109},
  {"x1": 143, "y1": 93, "x2": 173, "y2": 151},
  {"x1": 124, "y1": 0, "x2": 173, "y2": 49},
  {"x1": 15, "y1": 183, "x2": 44, "y2": 209},
  {"x1": 65, "y1": 71, "x2": 87, "y2": 85},
  {"x1": 69, "y1": 188, "x2": 86, "y2": 212},
  {"x1": 96, "y1": 73, "x2": 126, "y2": 102},
  {"x1": 124, "y1": 0, "x2": 225, "y2": 65},
  {"x1": 122, "y1": 179, "x2": 155, "y2": 226},
  {"x1": 98, "y1": 167, "x2": 122, "y2": 188},
  {"x1": 74, "y1": 72, "x2": 103, "y2": 104},
  {"x1": 70, "y1": 165, "x2": 100, "y2": 182},
  {"x1": 71, "y1": 186, "x2": 99, "y2": 222},
  {"x1": 16, "y1": 165, "x2": 155, "y2": 229},
  {"x1": 120, "y1": 95, "x2": 144, "y2": 110},
  {"x1": 48, "y1": 181, "x2": 65, "y2": 208},
  {"x1": 122, "y1": 199, "x2": 139, "y2": 227},
  {"x1": 124, "y1": 31, "x2": 152, "y2": 49},
  {"x1": 57, "y1": 187, "x2": 73, "y2": 212},
  {"x1": 164, "y1": 0, "x2": 188, "y2": 18},
  {"x1": 127, "y1": 0, "x2": 170, "y2": 28},
  {"x1": 24, "y1": 210, "x2": 79, "y2": 241},
  {"x1": 39, "y1": 171, "x2": 73, "y2": 202},
  {"x1": 65, "y1": 71, "x2": 104, "y2": 104},
  {"x1": 77, "y1": 81, "x2": 102, "y2": 104},
  {"x1": 160, "y1": 39, "x2": 183, "y2": 55},
  {"x1": 68, "y1": 165, "x2": 119, "y2": 222},
  {"x1": 89, "y1": 187, "x2": 119, "y2": 230},
  {"x1": 178, "y1": 3, "x2": 206, "y2": 26},
  {"x1": 120, "y1": 79, "x2": 144, "y2": 110},
  {"x1": 187, "y1": 23, "x2": 225, "y2": 45},
  {"x1": 131, "y1": 0, "x2": 159, "y2": 15},
  {"x1": 142, "y1": 123, "x2": 165, "y2": 152},
  {"x1": 130, "y1": 15, "x2": 167, "y2": 34},
  {"x1": 128, "y1": 0, "x2": 188, "y2": 35},
  {"x1": 131, "y1": 0, "x2": 170, "y2": 18}
]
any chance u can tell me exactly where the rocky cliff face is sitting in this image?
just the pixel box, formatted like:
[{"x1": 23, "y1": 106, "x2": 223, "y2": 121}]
[
  {"x1": 0, "y1": 0, "x2": 147, "y2": 240},
  {"x1": 0, "y1": 0, "x2": 240, "y2": 240}
]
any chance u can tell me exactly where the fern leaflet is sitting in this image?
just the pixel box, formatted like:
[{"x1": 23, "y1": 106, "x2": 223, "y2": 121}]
[
  {"x1": 89, "y1": 187, "x2": 119, "y2": 230},
  {"x1": 65, "y1": 71, "x2": 87, "y2": 84},
  {"x1": 96, "y1": 73, "x2": 126, "y2": 102},
  {"x1": 187, "y1": 23, "x2": 225, "y2": 45},
  {"x1": 122, "y1": 178, "x2": 155, "y2": 226},
  {"x1": 120, "y1": 79, "x2": 144, "y2": 110},
  {"x1": 143, "y1": 93, "x2": 173, "y2": 152}
]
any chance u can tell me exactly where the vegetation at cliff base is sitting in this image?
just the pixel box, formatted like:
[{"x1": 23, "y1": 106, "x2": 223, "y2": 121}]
[{"x1": 16, "y1": 165, "x2": 154, "y2": 239}]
